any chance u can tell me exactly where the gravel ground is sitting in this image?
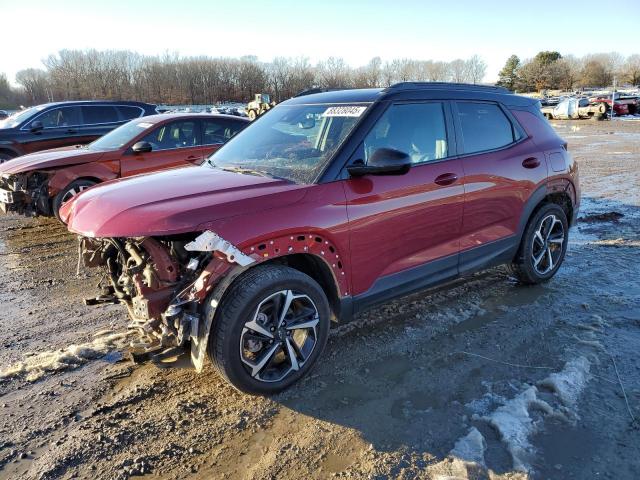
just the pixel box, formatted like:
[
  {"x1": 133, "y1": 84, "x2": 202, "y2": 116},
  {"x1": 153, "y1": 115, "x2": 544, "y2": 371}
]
[{"x1": 0, "y1": 120, "x2": 639, "y2": 480}]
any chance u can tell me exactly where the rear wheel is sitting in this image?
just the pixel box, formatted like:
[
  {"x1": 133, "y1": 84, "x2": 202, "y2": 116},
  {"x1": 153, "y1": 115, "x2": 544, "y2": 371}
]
[
  {"x1": 207, "y1": 264, "x2": 330, "y2": 395},
  {"x1": 52, "y1": 179, "x2": 97, "y2": 222},
  {"x1": 510, "y1": 203, "x2": 568, "y2": 284}
]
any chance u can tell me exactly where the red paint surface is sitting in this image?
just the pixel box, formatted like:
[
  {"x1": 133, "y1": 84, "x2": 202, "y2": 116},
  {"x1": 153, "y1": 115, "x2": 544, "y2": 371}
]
[{"x1": 64, "y1": 108, "x2": 579, "y2": 298}]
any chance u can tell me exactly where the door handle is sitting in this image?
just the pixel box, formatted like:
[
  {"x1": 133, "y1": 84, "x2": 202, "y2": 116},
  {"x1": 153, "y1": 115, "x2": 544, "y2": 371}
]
[
  {"x1": 522, "y1": 157, "x2": 540, "y2": 169},
  {"x1": 186, "y1": 155, "x2": 200, "y2": 161},
  {"x1": 66, "y1": 129, "x2": 77, "y2": 134},
  {"x1": 434, "y1": 173, "x2": 458, "y2": 186}
]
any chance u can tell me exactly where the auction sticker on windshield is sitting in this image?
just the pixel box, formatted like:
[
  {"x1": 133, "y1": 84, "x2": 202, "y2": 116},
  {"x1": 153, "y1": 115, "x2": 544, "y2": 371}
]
[{"x1": 322, "y1": 106, "x2": 367, "y2": 117}]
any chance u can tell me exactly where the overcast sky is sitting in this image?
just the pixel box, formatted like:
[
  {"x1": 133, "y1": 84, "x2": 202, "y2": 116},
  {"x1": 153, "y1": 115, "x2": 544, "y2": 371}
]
[{"x1": 1, "y1": 0, "x2": 639, "y2": 85}]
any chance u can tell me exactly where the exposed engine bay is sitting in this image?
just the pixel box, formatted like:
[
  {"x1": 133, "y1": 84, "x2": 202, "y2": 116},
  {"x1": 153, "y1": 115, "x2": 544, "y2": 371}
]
[
  {"x1": 0, "y1": 172, "x2": 52, "y2": 216},
  {"x1": 79, "y1": 231, "x2": 255, "y2": 366}
]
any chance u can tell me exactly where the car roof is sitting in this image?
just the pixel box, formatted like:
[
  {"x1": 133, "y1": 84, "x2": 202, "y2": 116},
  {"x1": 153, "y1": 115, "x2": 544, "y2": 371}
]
[
  {"x1": 34, "y1": 100, "x2": 156, "y2": 108},
  {"x1": 282, "y1": 82, "x2": 537, "y2": 108},
  {"x1": 134, "y1": 113, "x2": 249, "y2": 123}
]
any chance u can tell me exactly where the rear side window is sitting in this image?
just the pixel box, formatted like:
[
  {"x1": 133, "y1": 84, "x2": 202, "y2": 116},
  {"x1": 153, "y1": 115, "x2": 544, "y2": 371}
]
[
  {"x1": 202, "y1": 119, "x2": 244, "y2": 145},
  {"x1": 456, "y1": 102, "x2": 518, "y2": 154},
  {"x1": 37, "y1": 107, "x2": 82, "y2": 128},
  {"x1": 81, "y1": 106, "x2": 120, "y2": 125},
  {"x1": 364, "y1": 102, "x2": 448, "y2": 164},
  {"x1": 118, "y1": 106, "x2": 143, "y2": 120}
]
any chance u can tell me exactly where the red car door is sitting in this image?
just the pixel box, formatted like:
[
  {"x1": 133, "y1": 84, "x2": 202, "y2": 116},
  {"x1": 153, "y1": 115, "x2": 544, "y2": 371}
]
[
  {"x1": 345, "y1": 102, "x2": 465, "y2": 303},
  {"x1": 453, "y1": 101, "x2": 548, "y2": 272},
  {"x1": 120, "y1": 119, "x2": 204, "y2": 177}
]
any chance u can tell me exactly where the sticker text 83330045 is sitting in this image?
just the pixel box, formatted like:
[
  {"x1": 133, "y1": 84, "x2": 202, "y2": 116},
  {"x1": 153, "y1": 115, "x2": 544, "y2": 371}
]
[{"x1": 322, "y1": 106, "x2": 367, "y2": 118}]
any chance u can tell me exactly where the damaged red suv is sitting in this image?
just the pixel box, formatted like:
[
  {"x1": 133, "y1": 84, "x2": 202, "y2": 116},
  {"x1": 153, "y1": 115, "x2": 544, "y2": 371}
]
[
  {"x1": 62, "y1": 83, "x2": 580, "y2": 394},
  {"x1": 0, "y1": 113, "x2": 248, "y2": 219}
]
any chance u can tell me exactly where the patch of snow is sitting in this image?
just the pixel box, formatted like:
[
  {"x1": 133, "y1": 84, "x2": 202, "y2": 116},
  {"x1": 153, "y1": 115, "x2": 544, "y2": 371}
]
[
  {"x1": 538, "y1": 356, "x2": 590, "y2": 407},
  {"x1": 466, "y1": 357, "x2": 592, "y2": 473},
  {"x1": 0, "y1": 330, "x2": 133, "y2": 382},
  {"x1": 483, "y1": 386, "x2": 551, "y2": 472},
  {"x1": 450, "y1": 427, "x2": 486, "y2": 465}
]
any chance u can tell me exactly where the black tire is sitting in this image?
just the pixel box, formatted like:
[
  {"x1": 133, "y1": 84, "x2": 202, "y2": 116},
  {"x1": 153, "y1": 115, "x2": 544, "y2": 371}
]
[
  {"x1": 0, "y1": 152, "x2": 15, "y2": 164},
  {"x1": 207, "y1": 264, "x2": 330, "y2": 395},
  {"x1": 248, "y1": 110, "x2": 257, "y2": 121},
  {"x1": 52, "y1": 179, "x2": 97, "y2": 222},
  {"x1": 510, "y1": 203, "x2": 569, "y2": 285}
]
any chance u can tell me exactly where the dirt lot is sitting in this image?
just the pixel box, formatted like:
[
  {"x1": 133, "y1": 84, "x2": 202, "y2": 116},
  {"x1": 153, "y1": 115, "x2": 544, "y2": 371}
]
[{"x1": 1, "y1": 120, "x2": 639, "y2": 480}]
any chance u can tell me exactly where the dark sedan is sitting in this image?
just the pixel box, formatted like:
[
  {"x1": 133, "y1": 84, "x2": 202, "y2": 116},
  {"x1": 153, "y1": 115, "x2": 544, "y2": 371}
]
[{"x1": 0, "y1": 100, "x2": 157, "y2": 162}]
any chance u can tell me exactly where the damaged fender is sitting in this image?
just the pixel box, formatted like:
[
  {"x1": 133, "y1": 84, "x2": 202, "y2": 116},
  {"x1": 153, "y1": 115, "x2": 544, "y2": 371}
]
[{"x1": 187, "y1": 230, "x2": 348, "y2": 371}]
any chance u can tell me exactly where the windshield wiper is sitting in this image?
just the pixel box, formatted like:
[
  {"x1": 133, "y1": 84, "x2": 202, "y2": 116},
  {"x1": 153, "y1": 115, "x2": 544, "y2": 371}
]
[{"x1": 219, "y1": 166, "x2": 287, "y2": 181}]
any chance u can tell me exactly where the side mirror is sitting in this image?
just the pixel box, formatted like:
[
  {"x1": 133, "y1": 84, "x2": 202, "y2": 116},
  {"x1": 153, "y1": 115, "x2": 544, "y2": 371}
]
[
  {"x1": 347, "y1": 148, "x2": 412, "y2": 177},
  {"x1": 30, "y1": 120, "x2": 43, "y2": 133},
  {"x1": 132, "y1": 141, "x2": 152, "y2": 153}
]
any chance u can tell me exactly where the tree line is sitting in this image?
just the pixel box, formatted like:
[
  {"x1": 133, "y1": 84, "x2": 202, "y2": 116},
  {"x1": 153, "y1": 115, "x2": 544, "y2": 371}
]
[
  {"x1": 1, "y1": 50, "x2": 488, "y2": 108},
  {"x1": 497, "y1": 51, "x2": 640, "y2": 93},
  {"x1": 2, "y1": 49, "x2": 639, "y2": 110}
]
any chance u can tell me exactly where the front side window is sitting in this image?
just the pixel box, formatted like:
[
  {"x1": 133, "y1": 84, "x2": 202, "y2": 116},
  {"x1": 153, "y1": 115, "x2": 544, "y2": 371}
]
[
  {"x1": 202, "y1": 119, "x2": 244, "y2": 145},
  {"x1": 37, "y1": 107, "x2": 82, "y2": 128},
  {"x1": 141, "y1": 121, "x2": 200, "y2": 151},
  {"x1": 81, "y1": 105, "x2": 119, "y2": 125},
  {"x1": 456, "y1": 102, "x2": 517, "y2": 154},
  {"x1": 363, "y1": 102, "x2": 448, "y2": 164},
  {"x1": 88, "y1": 118, "x2": 158, "y2": 151},
  {"x1": 208, "y1": 103, "x2": 368, "y2": 184}
]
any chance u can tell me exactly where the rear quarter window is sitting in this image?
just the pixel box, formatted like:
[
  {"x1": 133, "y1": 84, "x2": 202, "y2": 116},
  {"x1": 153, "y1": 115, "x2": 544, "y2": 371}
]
[
  {"x1": 456, "y1": 102, "x2": 518, "y2": 154},
  {"x1": 118, "y1": 106, "x2": 144, "y2": 120},
  {"x1": 81, "y1": 105, "x2": 120, "y2": 125}
]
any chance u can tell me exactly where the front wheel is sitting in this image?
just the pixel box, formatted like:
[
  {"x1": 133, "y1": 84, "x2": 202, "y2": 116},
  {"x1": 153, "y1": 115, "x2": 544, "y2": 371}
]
[
  {"x1": 247, "y1": 110, "x2": 257, "y2": 121},
  {"x1": 510, "y1": 203, "x2": 568, "y2": 284},
  {"x1": 52, "y1": 179, "x2": 97, "y2": 222},
  {"x1": 207, "y1": 264, "x2": 330, "y2": 395}
]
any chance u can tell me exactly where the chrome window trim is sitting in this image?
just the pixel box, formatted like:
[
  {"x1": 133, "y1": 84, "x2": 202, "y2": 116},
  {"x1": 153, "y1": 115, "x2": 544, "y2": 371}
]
[{"x1": 20, "y1": 104, "x2": 145, "y2": 131}]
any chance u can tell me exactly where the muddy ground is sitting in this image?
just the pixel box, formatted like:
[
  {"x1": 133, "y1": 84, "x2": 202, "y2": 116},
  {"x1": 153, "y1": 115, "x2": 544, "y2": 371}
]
[{"x1": 1, "y1": 120, "x2": 639, "y2": 480}]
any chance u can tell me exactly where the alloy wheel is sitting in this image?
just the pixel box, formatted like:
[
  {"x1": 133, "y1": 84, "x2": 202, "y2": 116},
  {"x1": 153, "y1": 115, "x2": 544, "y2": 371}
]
[
  {"x1": 61, "y1": 185, "x2": 90, "y2": 203},
  {"x1": 531, "y1": 213, "x2": 565, "y2": 275},
  {"x1": 239, "y1": 289, "x2": 319, "y2": 383}
]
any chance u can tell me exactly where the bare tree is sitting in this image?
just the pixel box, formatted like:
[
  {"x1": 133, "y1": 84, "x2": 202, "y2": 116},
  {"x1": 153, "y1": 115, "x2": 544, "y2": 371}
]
[
  {"x1": 15, "y1": 69, "x2": 50, "y2": 104},
  {"x1": 316, "y1": 57, "x2": 351, "y2": 88},
  {"x1": 466, "y1": 55, "x2": 487, "y2": 84}
]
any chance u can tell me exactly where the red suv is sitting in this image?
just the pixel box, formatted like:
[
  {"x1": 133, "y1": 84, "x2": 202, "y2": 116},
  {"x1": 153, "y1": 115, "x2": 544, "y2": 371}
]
[
  {"x1": 0, "y1": 113, "x2": 248, "y2": 219},
  {"x1": 62, "y1": 83, "x2": 580, "y2": 394}
]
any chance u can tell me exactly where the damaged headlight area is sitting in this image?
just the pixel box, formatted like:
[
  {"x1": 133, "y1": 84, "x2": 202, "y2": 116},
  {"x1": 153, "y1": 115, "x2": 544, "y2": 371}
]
[
  {"x1": 80, "y1": 231, "x2": 255, "y2": 364},
  {"x1": 0, "y1": 172, "x2": 51, "y2": 216}
]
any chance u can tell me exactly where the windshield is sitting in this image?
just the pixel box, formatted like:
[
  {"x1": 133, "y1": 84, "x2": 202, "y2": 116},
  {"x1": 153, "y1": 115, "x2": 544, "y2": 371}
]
[
  {"x1": 88, "y1": 119, "x2": 157, "y2": 151},
  {"x1": 0, "y1": 106, "x2": 41, "y2": 129},
  {"x1": 207, "y1": 103, "x2": 369, "y2": 184}
]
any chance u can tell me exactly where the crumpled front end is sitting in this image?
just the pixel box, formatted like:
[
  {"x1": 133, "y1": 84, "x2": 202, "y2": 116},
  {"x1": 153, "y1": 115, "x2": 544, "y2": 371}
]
[
  {"x1": 0, "y1": 172, "x2": 51, "y2": 216},
  {"x1": 79, "y1": 231, "x2": 255, "y2": 365}
]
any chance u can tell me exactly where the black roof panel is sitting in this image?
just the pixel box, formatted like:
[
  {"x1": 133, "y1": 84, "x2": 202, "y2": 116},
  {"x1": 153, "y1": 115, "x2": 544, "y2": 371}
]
[{"x1": 281, "y1": 82, "x2": 537, "y2": 108}]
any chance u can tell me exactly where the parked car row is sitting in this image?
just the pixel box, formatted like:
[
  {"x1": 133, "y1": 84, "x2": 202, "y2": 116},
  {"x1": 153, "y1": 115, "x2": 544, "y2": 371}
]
[
  {"x1": 1, "y1": 83, "x2": 579, "y2": 395},
  {"x1": 0, "y1": 112, "x2": 248, "y2": 218},
  {"x1": 539, "y1": 92, "x2": 640, "y2": 120}
]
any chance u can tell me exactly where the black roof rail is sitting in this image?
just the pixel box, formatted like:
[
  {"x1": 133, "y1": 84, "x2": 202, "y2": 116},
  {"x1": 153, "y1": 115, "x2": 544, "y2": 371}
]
[
  {"x1": 386, "y1": 82, "x2": 511, "y2": 94},
  {"x1": 294, "y1": 87, "x2": 351, "y2": 97}
]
